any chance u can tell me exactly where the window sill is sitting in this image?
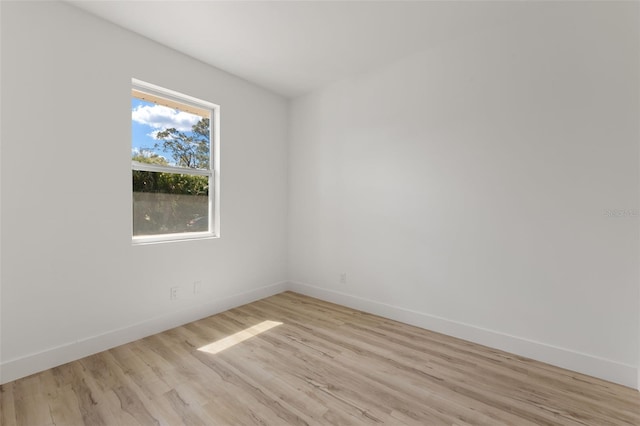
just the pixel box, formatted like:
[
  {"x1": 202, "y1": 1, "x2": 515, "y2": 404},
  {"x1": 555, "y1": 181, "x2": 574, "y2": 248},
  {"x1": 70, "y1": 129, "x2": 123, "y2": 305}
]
[{"x1": 132, "y1": 232, "x2": 218, "y2": 246}]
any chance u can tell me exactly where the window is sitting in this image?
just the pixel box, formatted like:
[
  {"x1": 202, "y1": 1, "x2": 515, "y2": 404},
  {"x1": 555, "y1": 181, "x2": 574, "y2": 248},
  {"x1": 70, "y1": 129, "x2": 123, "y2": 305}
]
[{"x1": 131, "y1": 79, "x2": 219, "y2": 244}]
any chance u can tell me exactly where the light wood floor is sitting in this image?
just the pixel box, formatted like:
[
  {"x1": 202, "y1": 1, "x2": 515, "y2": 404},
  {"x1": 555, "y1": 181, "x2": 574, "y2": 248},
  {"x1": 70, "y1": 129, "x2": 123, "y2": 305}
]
[{"x1": 1, "y1": 292, "x2": 639, "y2": 425}]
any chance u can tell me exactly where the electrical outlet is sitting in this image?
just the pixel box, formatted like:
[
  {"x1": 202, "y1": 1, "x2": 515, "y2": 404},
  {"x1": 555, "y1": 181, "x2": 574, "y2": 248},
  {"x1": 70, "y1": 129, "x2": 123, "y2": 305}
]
[
  {"x1": 193, "y1": 280, "x2": 202, "y2": 294},
  {"x1": 170, "y1": 287, "x2": 179, "y2": 300},
  {"x1": 340, "y1": 273, "x2": 347, "y2": 284}
]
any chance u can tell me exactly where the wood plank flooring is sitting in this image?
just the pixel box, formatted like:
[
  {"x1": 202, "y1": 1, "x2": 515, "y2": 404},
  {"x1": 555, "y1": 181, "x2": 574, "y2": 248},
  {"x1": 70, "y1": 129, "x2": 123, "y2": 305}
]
[{"x1": 1, "y1": 291, "x2": 639, "y2": 425}]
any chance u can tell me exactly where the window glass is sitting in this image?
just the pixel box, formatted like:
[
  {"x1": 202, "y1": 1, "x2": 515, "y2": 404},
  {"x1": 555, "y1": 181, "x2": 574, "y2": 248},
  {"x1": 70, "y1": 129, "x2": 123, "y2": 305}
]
[{"x1": 132, "y1": 171, "x2": 209, "y2": 236}]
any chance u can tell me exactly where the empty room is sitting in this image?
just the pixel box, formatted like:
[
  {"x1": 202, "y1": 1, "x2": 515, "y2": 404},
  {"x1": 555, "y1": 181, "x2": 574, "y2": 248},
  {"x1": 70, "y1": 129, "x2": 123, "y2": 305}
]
[{"x1": 1, "y1": 1, "x2": 639, "y2": 425}]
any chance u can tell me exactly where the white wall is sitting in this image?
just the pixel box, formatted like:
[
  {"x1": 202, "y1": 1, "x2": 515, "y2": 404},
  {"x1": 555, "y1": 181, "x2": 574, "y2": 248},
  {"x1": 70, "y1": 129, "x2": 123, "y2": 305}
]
[
  {"x1": 0, "y1": 1, "x2": 289, "y2": 383},
  {"x1": 288, "y1": 2, "x2": 640, "y2": 388},
  {"x1": 2, "y1": 0, "x2": 639, "y2": 391}
]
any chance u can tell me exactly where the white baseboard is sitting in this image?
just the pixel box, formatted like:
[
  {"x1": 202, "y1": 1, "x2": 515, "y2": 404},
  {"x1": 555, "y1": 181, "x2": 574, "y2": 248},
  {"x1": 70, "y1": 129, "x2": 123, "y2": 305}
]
[
  {"x1": 3, "y1": 279, "x2": 637, "y2": 390},
  {"x1": 288, "y1": 281, "x2": 638, "y2": 390},
  {"x1": 0, "y1": 281, "x2": 287, "y2": 384}
]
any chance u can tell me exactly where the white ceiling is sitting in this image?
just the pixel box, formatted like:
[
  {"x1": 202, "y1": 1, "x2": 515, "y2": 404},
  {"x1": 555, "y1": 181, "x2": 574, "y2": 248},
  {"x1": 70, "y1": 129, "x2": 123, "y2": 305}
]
[{"x1": 69, "y1": 1, "x2": 526, "y2": 98}]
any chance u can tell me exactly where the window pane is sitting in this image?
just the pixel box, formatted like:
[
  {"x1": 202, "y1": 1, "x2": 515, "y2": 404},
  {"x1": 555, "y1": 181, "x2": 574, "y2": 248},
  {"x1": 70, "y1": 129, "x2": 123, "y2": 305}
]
[
  {"x1": 133, "y1": 171, "x2": 209, "y2": 236},
  {"x1": 131, "y1": 97, "x2": 210, "y2": 170}
]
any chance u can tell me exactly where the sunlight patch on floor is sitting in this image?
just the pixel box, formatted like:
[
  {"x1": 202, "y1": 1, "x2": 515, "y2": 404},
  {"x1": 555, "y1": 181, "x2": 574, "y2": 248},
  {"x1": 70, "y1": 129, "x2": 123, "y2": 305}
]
[{"x1": 197, "y1": 320, "x2": 283, "y2": 355}]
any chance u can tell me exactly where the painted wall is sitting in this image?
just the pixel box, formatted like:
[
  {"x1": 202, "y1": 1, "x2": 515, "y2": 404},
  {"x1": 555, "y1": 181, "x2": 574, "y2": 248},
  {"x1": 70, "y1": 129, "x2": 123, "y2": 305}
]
[
  {"x1": 2, "y1": 0, "x2": 639, "y2": 390},
  {"x1": 288, "y1": 2, "x2": 640, "y2": 387},
  {"x1": 1, "y1": 1, "x2": 289, "y2": 382}
]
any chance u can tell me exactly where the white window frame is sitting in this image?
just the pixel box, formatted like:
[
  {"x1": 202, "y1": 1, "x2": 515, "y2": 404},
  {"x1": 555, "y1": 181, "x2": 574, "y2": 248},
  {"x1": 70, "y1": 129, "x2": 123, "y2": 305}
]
[{"x1": 131, "y1": 78, "x2": 220, "y2": 245}]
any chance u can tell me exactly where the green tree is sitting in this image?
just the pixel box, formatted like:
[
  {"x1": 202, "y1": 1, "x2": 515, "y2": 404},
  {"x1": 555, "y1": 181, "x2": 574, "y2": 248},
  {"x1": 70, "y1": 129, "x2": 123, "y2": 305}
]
[
  {"x1": 132, "y1": 149, "x2": 169, "y2": 166},
  {"x1": 154, "y1": 118, "x2": 210, "y2": 169}
]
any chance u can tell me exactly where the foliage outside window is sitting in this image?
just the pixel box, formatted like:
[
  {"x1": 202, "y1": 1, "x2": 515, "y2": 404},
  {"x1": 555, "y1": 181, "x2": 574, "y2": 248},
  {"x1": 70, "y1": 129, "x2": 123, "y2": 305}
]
[{"x1": 131, "y1": 80, "x2": 219, "y2": 243}]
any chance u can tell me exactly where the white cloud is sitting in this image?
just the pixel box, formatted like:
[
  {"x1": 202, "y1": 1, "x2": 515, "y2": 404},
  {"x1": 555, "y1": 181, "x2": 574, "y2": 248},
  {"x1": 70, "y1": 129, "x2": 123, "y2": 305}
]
[
  {"x1": 132, "y1": 104, "x2": 199, "y2": 132},
  {"x1": 146, "y1": 131, "x2": 161, "y2": 140}
]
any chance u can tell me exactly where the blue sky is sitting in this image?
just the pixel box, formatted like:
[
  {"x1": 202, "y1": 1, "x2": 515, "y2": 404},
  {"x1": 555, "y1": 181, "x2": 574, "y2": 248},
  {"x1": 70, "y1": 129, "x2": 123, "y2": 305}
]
[{"x1": 131, "y1": 98, "x2": 201, "y2": 163}]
